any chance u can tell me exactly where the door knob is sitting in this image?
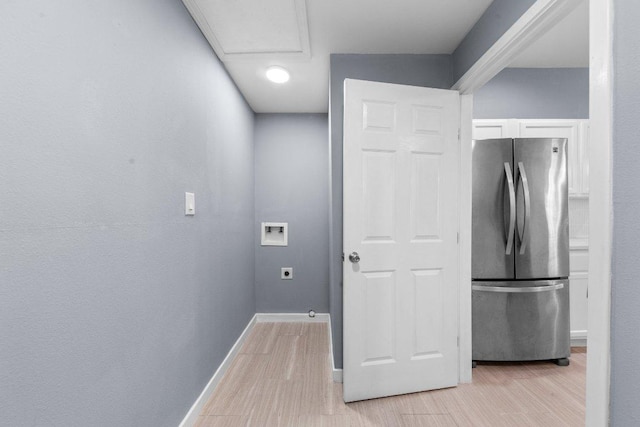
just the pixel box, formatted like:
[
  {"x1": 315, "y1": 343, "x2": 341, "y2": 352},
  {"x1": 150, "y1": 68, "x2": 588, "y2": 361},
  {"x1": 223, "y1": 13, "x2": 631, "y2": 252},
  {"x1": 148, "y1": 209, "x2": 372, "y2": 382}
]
[{"x1": 348, "y1": 252, "x2": 360, "y2": 263}]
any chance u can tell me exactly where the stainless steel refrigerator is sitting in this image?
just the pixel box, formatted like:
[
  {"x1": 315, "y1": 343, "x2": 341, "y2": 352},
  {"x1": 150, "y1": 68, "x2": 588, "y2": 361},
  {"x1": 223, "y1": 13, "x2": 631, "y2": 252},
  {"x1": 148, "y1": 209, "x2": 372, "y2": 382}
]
[{"x1": 472, "y1": 138, "x2": 570, "y2": 365}]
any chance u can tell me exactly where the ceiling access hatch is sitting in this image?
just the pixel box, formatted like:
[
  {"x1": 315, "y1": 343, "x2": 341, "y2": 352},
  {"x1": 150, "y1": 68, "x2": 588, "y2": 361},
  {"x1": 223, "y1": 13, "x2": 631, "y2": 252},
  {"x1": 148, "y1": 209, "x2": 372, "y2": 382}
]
[{"x1": 182, "y1": 0, "x2": 311, "y2": 60}]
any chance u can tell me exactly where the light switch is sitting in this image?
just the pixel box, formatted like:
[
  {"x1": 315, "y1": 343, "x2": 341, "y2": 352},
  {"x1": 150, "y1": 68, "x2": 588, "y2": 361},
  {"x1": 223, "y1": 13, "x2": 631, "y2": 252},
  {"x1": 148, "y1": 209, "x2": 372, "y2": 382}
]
[{"x1": 185, "y1": 192, "x2": 195, "y2": 216}]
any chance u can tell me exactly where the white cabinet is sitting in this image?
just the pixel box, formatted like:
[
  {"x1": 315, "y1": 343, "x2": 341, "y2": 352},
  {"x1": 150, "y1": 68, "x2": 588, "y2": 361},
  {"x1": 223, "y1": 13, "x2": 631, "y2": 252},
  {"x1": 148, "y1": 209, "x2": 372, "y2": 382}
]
[
  {"x1": 570, "y1": 249, "x2": 589, "y2": 344},
  {"x1": 471, "y1": 119, "x2": 518, "y2": 140},
  {"x1": 472, "y1": 119, "x2": 590, "y2": 197}
]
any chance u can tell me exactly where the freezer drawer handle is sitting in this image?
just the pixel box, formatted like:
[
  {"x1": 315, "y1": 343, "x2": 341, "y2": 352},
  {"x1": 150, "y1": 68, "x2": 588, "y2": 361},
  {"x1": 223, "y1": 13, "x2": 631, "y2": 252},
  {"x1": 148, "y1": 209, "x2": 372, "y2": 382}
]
[
  {"x1": 503, "y1": 162, "x2": 516, "y2": 255},
  {"x1": 472, "y1": 283, "x2": 564, "y2": 293},
  {"x1": 516, "y1": 162, "x2": 531, "y2": 255}
]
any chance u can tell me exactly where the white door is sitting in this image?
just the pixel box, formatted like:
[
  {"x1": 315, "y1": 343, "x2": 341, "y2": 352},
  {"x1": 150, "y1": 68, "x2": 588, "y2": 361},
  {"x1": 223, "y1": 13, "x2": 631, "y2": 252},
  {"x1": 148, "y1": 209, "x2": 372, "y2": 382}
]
[{"x1": 343, "y1": 79, "x2": 460, "y2": 402}]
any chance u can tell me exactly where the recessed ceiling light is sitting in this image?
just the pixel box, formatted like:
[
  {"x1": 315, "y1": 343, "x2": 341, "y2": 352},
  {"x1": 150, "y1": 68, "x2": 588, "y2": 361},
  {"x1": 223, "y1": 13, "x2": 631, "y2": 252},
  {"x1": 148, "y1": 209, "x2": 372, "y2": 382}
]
[{"x1": 265, "y1": 66, "x2": 290, "y2": 84}]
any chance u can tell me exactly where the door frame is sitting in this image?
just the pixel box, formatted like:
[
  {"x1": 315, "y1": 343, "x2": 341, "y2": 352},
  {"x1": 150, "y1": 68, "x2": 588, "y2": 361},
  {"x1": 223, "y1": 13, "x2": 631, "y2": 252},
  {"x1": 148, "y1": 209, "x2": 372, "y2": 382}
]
[{"x1": 452, "y1": 0, "x2": 612, "y2": 424}]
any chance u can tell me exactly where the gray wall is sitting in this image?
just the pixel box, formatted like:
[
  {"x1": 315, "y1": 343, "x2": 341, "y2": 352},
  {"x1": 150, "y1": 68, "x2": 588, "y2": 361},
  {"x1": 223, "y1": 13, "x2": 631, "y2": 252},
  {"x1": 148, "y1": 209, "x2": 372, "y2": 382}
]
[
  {"x1": 254, "y1": 114, "x2": 329, "y2": 313},
  {"x1": 0, "y1": 1, "x2": 255, "y2": 426},
  {"x1": 473, "y1": 68, "x2": 589, "y2": 119},
  {"x1": 452, "y1": 0, "x2": 537, "y2": 82},
  {"x1": 329, "y1": 54, "x2": 454, "y2": 368},
  {"x1": 611, "y1": 1, "x2": 640, "y2": 424}
]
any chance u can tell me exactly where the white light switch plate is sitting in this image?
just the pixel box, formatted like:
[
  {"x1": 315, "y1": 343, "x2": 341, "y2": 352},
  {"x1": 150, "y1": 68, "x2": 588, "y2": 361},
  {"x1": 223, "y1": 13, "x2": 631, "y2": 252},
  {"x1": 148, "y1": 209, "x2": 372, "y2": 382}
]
[{"x1": 185, "y1": 192, "x2": 195, "y2": 216}]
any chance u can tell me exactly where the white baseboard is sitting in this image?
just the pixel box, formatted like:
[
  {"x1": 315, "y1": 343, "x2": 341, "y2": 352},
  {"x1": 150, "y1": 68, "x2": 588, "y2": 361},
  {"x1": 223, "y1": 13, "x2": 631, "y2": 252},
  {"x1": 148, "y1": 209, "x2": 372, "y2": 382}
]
[
  {"x1": 325, "y1": 314, "x2": 343, "y2": 383},
  {"x1": 178, "y1": 314, "x2": 257, "y2": 427},
  {"x1": 255, "y1": 312, "x2": 329, "y2": 323},
  {"x1": 571, "y1": 330, "x2": 588, "y2": 347}
]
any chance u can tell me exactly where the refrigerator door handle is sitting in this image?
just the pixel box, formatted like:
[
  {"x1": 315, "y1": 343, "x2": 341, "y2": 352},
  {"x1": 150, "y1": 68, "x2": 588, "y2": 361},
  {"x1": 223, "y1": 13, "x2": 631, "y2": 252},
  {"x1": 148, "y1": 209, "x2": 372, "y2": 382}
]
[
  {"x1": 472, "y1": 283, "x2": 564, "y2": 293},
  {"x1": 516, "y1": 161, "x2": 531, "y2": 255},
  {"x1": 503, "y1": 162, "x2": 516, "y2": 255}
]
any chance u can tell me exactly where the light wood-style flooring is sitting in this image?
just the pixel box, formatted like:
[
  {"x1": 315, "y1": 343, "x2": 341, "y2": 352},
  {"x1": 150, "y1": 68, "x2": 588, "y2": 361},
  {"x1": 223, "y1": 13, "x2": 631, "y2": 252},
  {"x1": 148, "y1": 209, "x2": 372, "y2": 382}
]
[{"x1": 196, "y1": 322, "x2": 586, "y2": 426}]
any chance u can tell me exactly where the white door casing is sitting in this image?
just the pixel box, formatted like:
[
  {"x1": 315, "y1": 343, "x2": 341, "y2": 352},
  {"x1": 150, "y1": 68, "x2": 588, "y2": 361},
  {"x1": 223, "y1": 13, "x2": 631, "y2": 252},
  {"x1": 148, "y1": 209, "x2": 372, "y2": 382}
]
[{"x1": 342, "y1": 79, "x2": 460, "y2": 402}]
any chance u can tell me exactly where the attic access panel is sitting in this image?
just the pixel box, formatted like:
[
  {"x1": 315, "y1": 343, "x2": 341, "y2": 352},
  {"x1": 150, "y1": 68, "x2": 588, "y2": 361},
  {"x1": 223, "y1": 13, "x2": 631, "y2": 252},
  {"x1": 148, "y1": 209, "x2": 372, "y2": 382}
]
[{"x1": 182, "y1": 0, "x2": 310, "y2": 60}]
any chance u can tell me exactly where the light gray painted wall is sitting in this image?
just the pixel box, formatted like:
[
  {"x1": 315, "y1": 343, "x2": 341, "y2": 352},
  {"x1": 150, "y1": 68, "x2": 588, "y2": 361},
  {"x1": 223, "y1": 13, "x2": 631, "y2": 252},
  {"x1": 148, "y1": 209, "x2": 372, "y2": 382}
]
[
  {"x1": 452, "y1": 0, "x2": 537, "y2": 82},
  {"x1": 329, "y1": 54, "x2": 453, "y2": 368},
  {"x1": 611, "y1": 1, "x2": 640, "y2": 424},
  {"x1": 0, "y1": 1, "x2": 255, "y2": 426},
  {"x1": 473, "y1": 68, "x2": 589, "y2": 119},
  {"x1": 254, "y1": 114, "x2": 329, "y2": 313}
]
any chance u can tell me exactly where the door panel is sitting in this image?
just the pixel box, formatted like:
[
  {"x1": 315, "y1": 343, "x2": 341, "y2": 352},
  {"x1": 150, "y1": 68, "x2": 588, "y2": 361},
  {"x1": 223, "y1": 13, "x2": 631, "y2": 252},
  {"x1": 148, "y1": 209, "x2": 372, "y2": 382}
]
[
  {"x1": 514, "y1": 138, "x2": 570, "y2": 279},
  {"x1": 361, "y1": 271, "x2": 395, "y2": 364},
  {"x1": 410, "y1": 154, "x2": 441, "y2": 241},
  {"x1": 411, "y1": 269, "x2": 444, "y2": 358},
  {"x1": 362, "y1": 151, "x2": 396, "y2": 240},
  {"x1": 472, "y1": 138, "x2": 515, "y2": 279},
  {"x1": 343, "y1": 79, "x2": 459, "y2": 402}
]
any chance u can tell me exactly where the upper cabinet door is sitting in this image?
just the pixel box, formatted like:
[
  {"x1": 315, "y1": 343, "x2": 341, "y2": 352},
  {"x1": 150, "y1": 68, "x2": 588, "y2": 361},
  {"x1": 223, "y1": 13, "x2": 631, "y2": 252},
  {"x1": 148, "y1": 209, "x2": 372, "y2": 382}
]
[
  {"x1": 472, "y1": 119, "x2": 518, "y2": 140},
  {"x1": 517, "y1": 120, "x2": 582, "y2": 195}
]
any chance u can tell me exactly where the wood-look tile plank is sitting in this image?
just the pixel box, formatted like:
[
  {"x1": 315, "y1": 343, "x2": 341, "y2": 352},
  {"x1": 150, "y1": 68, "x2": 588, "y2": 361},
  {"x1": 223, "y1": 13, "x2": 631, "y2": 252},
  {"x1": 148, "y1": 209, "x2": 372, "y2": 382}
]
[
  {"x1": 302, "y1": 323, "x2": 330, "y2": 355},
  {"x1": 518, "y1": 376, "x2": 585, "y2": 425},
  {"x1": 291, "y1": 352, "x2": 332, "y2": 383},
  {"x1": 202, "y1": 354, "x2": 269, "y2": 416},
  {"x1": 500, "y1": 411, "x2": 571, "y2": 427},
  {"x1": 346, "y1": 400, "x2": 399, "y2": 427},
  {"x1": 297, "y1": 356, "x2": 334, "y2": 415},
  {"x1": 401, "y1": 414, "x2": 458, "y2": 427},
  {"x1": 276, "y1": 322, "x2": 305, "y2": 336},
  {"x1": 329, "y1": 381, "x2": 348, "y2": 416},
  {"x1": 240, "y1": 322, "x2": 279, "y2": 354},
  {"x1": 430, "y1": 385, "x2": 507, "y2": 427},
  {"x1": 245, "y1": 379, "x2": 280, "y2": 427},
  {"x1": 273, "y1": 380, "x2": 304, "y2": 421},
  {"x1": 194, "y1": 415, "x2": 249, "y2": 427},
  {"x1": 380, "y1": 391, "x2": 446, "y2": 416},
  {"x1": 297, "y1": 414, "x2": 352, "y2": 427},
  {"x1": 264, "y1": 335, "x2": 302, "y2": 380}
]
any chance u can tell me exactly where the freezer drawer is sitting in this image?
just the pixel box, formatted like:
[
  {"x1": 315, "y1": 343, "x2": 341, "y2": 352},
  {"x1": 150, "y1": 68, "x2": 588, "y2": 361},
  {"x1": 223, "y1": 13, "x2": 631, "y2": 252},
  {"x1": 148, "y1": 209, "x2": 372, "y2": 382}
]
[{"x1": 472, "y1": 279, "x2": 570, "y2": 361}]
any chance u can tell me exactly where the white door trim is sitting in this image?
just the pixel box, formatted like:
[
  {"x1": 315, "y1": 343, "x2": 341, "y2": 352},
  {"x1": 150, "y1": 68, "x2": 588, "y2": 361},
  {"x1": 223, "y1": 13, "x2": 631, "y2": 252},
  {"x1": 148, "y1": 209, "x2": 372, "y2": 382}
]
[
  {"x1": 586, "y1": 0, "x2": 613, "y2": 424},
  {"x1": 453, "y1": 0, "x2": 612, "y2": 423},
  {"x1": 452, "y1": 0, "x2": 584, "y2": 95},
  {"x1": 458, "y1": 94, "x2": 473, "y2": 383}
]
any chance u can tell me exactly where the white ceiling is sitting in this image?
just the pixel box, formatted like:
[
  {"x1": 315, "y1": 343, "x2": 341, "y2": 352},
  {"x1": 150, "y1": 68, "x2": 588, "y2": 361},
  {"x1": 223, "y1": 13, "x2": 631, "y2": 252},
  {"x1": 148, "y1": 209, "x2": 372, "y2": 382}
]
[{"x1": 183, "y1": 0, "x2": 588, "y2": 114}]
